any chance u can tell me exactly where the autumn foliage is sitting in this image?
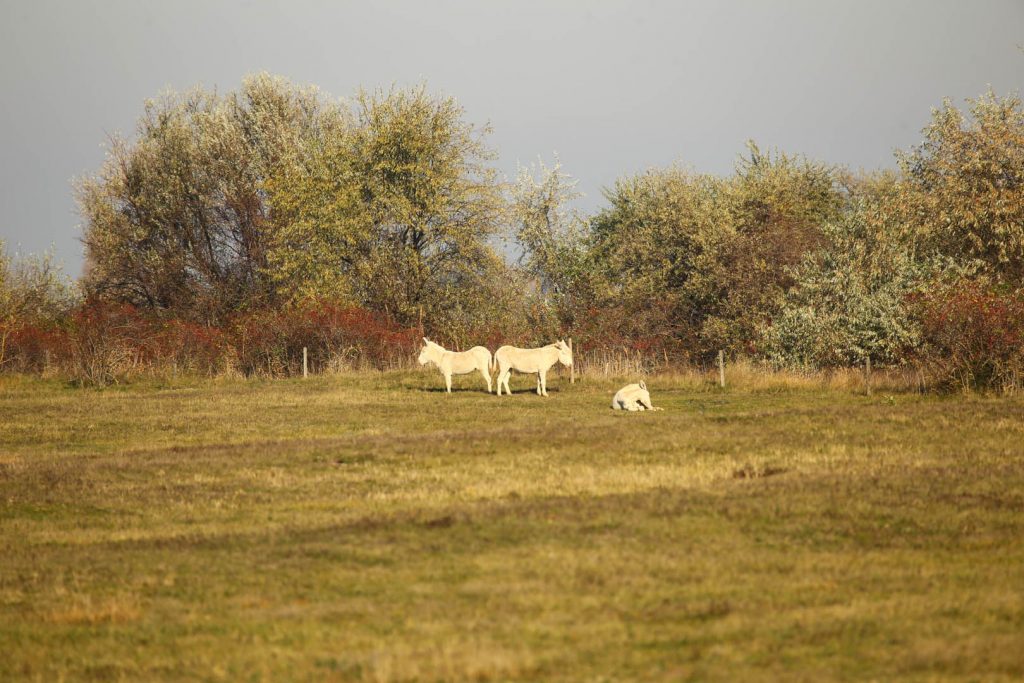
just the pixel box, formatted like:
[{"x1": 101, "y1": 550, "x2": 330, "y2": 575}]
[
  {"x1": 912, "y1": 281, "x2": 1024, "y2": 392},
  {"x1": 4, "y1": 79, "x2": 1024, "y2": 390},
  {"x1": 1, "y1": 298, "x2": 419, "y2": 385}
]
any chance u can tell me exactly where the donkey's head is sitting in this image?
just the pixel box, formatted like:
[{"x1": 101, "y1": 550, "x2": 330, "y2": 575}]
[
  {"x1": 554, "y1": 339, "x2": 573, "y2": 367},
  {"x1": 418, "y1": 338, "x2": 439, "y2": 366}
]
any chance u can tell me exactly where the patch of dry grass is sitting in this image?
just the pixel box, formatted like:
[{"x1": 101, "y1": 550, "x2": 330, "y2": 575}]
[{"x1": 1, "y1": 371, "x2": 1023, "y2": 681}]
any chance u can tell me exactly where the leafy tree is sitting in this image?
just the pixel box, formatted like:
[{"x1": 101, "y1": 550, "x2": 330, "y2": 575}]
[
  {"x1": 896, "y1": 91, "x2": 1024, "y2": 282},
  {"x1": 589, "y1": 165, "x2": 730, "y2": 352},
  {"x1": 78, "y1": 74, "x2": 342, "y2": 320},
  {"x1": 700, "y1": 143, "x2": 844, "y2": 354},
  {"x1": 587, "y1": 144, "x2": 842, "y2": 357},
  {"x1": 913, "y1": 278, "x2": 1024, "y2": 391},
  {"x1": 510, "y1": 157, "x2": 594, "y2": 331},
  {"x1": 267, "y1": 85, "x2": 506, "y2": 332},
  {"x1": 761, "y1": 193, "x2": 931, "y2": 368},
  {"x1": 263, "y1": 118, "x2": 363, "y2": 306}
]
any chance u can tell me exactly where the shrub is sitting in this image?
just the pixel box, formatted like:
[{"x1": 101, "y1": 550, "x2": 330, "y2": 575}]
[
  {"x1": 0, "y1": 242, "x2": 80, "y2": 371},
  {"x1": 896, "y1": 91, "x2": 1024, "y2": 284},
  {"x1": 760, "y1": 205, "x2": 930, "y2": 369},
  {"x1": 150, "y1": 319, "x2": 227, "y2": 376},
  {"x1": 912, "y1": 280, "x2": 1024, "y2": 392},
  {"x1": 226, "y1": 303, "x2": 419, "y2": 376},
  {"x1": 61, "y1": 300, "x2": 153, "y2": 386},
  {"x1": 1, "y1": 322, "x2": 68, "y2": 373}
]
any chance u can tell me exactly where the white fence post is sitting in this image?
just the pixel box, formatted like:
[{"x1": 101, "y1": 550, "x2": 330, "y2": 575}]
[
  {"x1": 569, "y1": 337, "x2": 575, "y2": 384},
  {"x1": 303, "y1": 347, "x2": 308, "y2": 379},
  {"x1": 718, "y1": 350, "x2": 725, "y2": 388}
]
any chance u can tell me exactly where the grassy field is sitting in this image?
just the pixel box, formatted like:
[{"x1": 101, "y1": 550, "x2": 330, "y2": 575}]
[{"x1": 1, "y1": 368, "x2": 1023, "y2": 681}]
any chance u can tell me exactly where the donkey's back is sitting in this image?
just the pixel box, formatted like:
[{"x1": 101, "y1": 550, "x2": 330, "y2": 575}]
[
  {"x1": 495, "y1": 344, "x2": 551, "y2": 373},
  {"x1": 449, "y1": 345, "x2": 492, "y2": 374}
]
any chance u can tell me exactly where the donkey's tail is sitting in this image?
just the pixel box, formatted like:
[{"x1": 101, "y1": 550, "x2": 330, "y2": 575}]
[{"x1": 490, "y1": 351, "x2": 497, "y2": 372}]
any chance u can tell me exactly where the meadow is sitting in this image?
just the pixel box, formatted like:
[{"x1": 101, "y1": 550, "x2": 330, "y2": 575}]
[{"x1": 1, "y1": 368, "x2": 1023, "y2": 681}]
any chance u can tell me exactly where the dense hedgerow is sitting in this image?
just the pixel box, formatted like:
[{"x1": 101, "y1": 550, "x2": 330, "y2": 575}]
[
  {"x1": 5, "y1": 81, "x2": 1024, "y2": 390},
  {"x1": 0, "y1": 298, "x2": 420, "y2": 385},
  {"x1": 911, "y1": 281, "x2": 1024, "y2": 392},
  {"x1": 760, "y1": 198, "x2": 933, "y2": 370}
]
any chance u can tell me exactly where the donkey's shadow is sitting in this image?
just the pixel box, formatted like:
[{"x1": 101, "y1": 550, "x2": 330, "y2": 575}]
[
  {"x1": 420, "y1": 386, "x2": 561, "y2": 394},
  {"x1": 422, "y1": 386, "x2": 489, "y2": 394},
  {"x1": 415, "y1": 385, "x2": 565, "y2": 395}
]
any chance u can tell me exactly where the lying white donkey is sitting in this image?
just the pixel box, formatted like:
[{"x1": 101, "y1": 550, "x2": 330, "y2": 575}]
[
  {"x1": 495, "y1": 340, "x2": 573, "y2": 397},
  {"x1": 611, "y1": 381, "x2": 662, "y2": 411},
  {"x1": 418, "y1": 338, "x2": 494, "y2": 393}
]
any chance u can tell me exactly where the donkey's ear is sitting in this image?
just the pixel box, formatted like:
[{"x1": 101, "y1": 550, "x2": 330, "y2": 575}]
[
  {"x1": 639, "y1": 381, "x2": 647, "y2": 390},
  {"x1": 423, "y1": 337, "x2": 429, "y2": 344}
]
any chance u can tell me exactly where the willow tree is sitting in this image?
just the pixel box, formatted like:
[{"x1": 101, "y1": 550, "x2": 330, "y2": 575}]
[
  {"x1": 78, "y1": 73, "x2": 343, "y2": 320},
  {"x1": 700, "y1": 143, "x2": 844, "y2": 353},
  {"x1": 267, "y1": 85, "x2": 508, "y2": 332},
  {"x1": 510, "y1": 157, "x2": 593, "y2": 336},
  {"x1": 589, "y1": 166, "x2": 731, "y2": 352},
  {"x1": 761, "y1": 180, "x2": 931, "y2": 369},
  {"x1": 896, "y1": 90, "x2": 1024, "y2": 283},
  {"x1": 587, "y1": 144, "x2": 843, "y2": 357}
]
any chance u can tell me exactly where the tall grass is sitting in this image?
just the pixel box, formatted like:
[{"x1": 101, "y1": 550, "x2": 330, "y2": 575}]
[{"x1": 572, "y1": 349, "x2": 923, "y2": 394}]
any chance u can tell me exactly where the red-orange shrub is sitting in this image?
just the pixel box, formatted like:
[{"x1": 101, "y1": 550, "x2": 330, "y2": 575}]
[
  {"x1": 64, "y1": 300, "x2": 154, "y2": 384},
  {"x1": 912, "y1": 280, "x2": 1024, "y2": 391},
  {"x1": 1, "y1": 322, "x2": 67, "y2": 373},
  {"x1": 1, "y1": 299, "x2": 420, "y2": 382},
  {"x1": 227, "y1": 303, "x2": 418, "y2": 376}
]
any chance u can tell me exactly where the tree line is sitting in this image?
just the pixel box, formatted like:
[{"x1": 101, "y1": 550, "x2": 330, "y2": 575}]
[{"x1": 2, "y1": 73, "x2": 1023, "y2": 389}]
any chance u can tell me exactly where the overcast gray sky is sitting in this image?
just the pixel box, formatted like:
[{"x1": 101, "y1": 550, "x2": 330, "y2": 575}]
[{"x1": 1, "y1": 0, "x2": 1022, "y2": 276}]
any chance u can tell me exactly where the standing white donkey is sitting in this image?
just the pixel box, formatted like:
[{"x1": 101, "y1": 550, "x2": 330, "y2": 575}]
[
  {"x1": 418, "y1": 338, "x2": 494, "y2": 393},
  {"x1": 494, "y1": 340, "x2": 573, "y2": 397}
]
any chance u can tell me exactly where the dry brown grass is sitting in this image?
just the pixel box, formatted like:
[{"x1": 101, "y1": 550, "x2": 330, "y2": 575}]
[
  {"x1": 573, "y1": 352, "x2": 924, "y2": 395},
  {"x1": 1, "y1": 371, "x2": 1022, "y2": 681}
]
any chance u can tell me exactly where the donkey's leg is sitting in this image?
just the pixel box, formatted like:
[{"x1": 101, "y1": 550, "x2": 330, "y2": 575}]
[
  {"x1": 540, "y1": 369, "x2": 548, "y2": 396},
  {"x1": 503, "y1": 370, "x2": 512, "y2": 396},
  {"x1": 536, "y1": 376, "x2": 542, "y2": 395},
  {"x1": 445, "y1": 371, "x2": 452, "y2": 393},
  {"x1": 480, "y1": 364, "x2": 492, "y2": 393}
]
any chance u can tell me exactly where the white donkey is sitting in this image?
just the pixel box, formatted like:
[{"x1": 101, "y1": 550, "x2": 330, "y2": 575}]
[
  {"x1": 418, "y1": 338, "x2": 494, "y2": 393},
  {"x1": 494, "y1": 340, "x2": 573, "y2": 397},
  {"x1": 611, "y1": 381, "x2": 662, "y2": 411}
]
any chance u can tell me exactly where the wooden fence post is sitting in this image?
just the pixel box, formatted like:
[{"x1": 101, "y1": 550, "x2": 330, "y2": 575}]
[
  {"x1": 865, "y1": 355, "x2": 872, "y2": 396},
  {"x1": 569, "y1": 337, "x2": 575, "y2": 384},
  {"x1": 718, "y1": 350, "x2": 725, "y2": 388},
  {"x1": 303, "y1": 347, "x2": 308, "y2": 379}
]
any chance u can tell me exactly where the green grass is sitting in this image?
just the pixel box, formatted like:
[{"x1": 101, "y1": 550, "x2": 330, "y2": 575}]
[{"x1": 1, "y1": 370, "x2": 1023, "y2": 681}]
